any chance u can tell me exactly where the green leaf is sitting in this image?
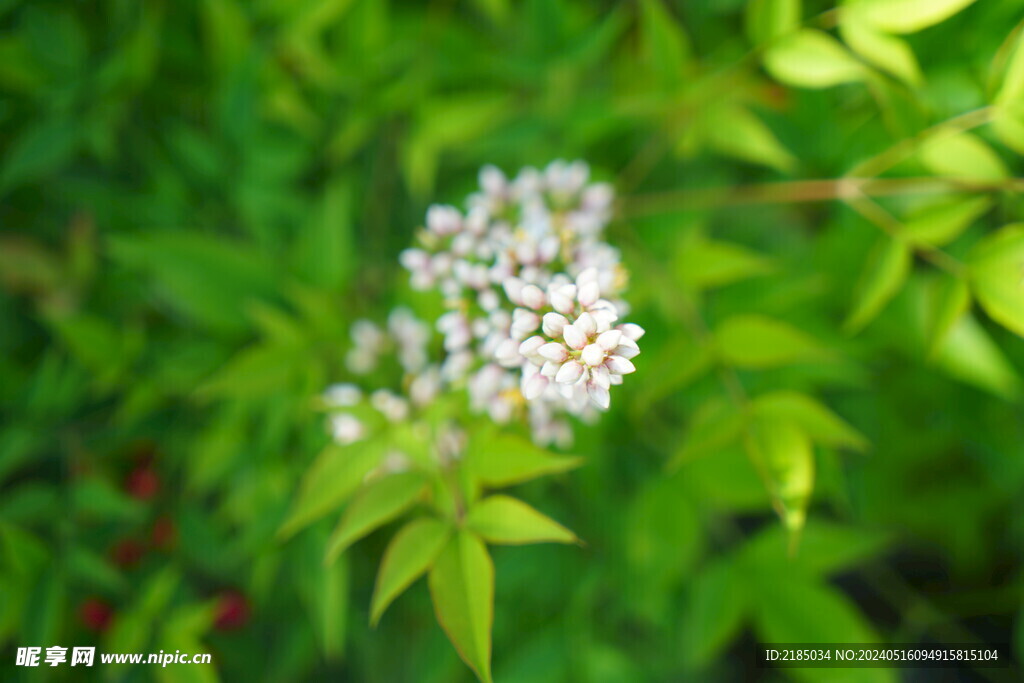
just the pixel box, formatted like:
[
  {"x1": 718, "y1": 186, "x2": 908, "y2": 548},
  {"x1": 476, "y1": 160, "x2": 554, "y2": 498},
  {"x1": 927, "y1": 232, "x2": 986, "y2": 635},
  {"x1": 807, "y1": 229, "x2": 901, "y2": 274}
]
[
  {"x1": 429, "y1": 531, "x2": 494, "y2": 683},
  {"x1": 751, "y1": 391, "x2": 868, "y2": 451},
  {"x1": 900, "y1": 196, "x2": 992, "y2": 247},
  {"x1": 278, "y1": 441, "x2": 381, "y2": 539},
  {"x1": 840, "y1": 17, "x2": 921, "y2": 87},
  {"x1": 668, "y1": 397, "x2": 745, "y2": 469},
  {"x1": 845, "y1": 238, "x2": 911, "y2": 333},
  {"x1": 702, "y1": 105, "x2": 796, "y2": 172},
  {"x1": 679, "y1": 560, "x2": 747, "y2": 669},
  {"x1": 746, "y1": 0, "x2": 801, "y2": 45},
  {"x1": 675, "y1": 237, "x2": 775, "y2": 290},
  {"x1": 292, "y1": 176, "x2": 354, "y2": 290},
  {"x1": 325, "y1": 471, "x2": 428, "y2": 563},
  {"x1": 744, "y1": 418, "x2": 815, "y2": 534},
  {"x1": 969, "y1": 224, "x2": 1024, "y2": 338},
  {"x1": 926, "y1": 274, "x2": 971, "y2": 356},
  {"x1": 919, "y1": 132, "x2": 1008, "y2": 181},
  {"x1": 764, "y1": 29, "x2": 866, "y2": 89},
  {"x1": 0, "y1": 117, "x2": 79, "y2": 191},
  {"x1": 640, "y1": 0, "x2": 692, "y2": 85},
  {"x1": 370, "y1": 517, "x2": 451, "y2": 626},
  {"x1": 853, "y1": 0, "x2": 977, "y2": 35},
  {"x1": 993, "y1": 29, "x2": 1024, "y2": 153},
  {"x1": 715, "y1": 314, "x2": 825, "y2": 368},
  {"x1": 933, "y1": 313, "x2": 1020, "y2": 399},
  {"x1": 740, "y1": 520, "x2": 893, "y2": 576},
  {"x1": 465, "y1": 432, "x2": 581, "y2": 488},
  {"x1": 465, "y1": 495, "x2": 577, "y2": 546}
]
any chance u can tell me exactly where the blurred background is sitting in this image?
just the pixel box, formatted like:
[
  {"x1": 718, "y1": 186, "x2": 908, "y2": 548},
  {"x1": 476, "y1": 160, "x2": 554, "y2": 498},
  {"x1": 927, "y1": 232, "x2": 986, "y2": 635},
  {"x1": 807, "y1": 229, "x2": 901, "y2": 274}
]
[{"x1": 1, "y1": 0, "x2": 1023, "y2": 681}]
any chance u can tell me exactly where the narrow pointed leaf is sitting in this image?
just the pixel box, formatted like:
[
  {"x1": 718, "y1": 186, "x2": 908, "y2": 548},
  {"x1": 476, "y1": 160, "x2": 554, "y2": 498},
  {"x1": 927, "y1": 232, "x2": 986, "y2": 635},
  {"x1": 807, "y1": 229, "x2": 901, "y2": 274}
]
[
  {"x1": 744, "y1": 418, "x2": 815, "y2": 534},
  {"x1": 746, "y1": 0, "x2": 801, "y2": 45},
  {"x1": 764, "y1": 29, "x2": 866, "y2": 88},
  {"x1": 969, "y1": 224, "x2": 1024, "y2": 338},
  {"x1": 465, "y1": 495, "x2": 577, "y2": 545},
  {"x1": 465, "y1": 432, "x2": 581, "y2": 487},
  {"x1": 370, "y1": 517, "x2": 451, "y2": 626},
  {"x1": 841, "y1": 17, "x2": 921, "y2": 86},
  {"x1": 278, "y1": 441, "x2": 380, "y2": 539},
  {"x1": 919, "y1": 132, "x2": 1007, "y2": 181},
  {"x1": 855, "y1": 0, "x2": 977, "y2": 35},
  {"x1": 751, "y1": 391, "x2": 868, "y2": 451},
  {"x1": 429, "y1": 531, "x2": 494, "y2": 683},
  {"x1": 845, "y1": 238, "x2": 911, "y2": 333},
  {"x1": 900, "y1": 196, "x2": 991, "y2": 247},
  {"x1": 325, "y1": 471, "x2": 428, "y2": 563},
  {"x1": 716, "y1": 314, "x2": 825, "y2": 368},
  {"x1": 934, "y1": 313, "x2": 1020, "y2": 399}
]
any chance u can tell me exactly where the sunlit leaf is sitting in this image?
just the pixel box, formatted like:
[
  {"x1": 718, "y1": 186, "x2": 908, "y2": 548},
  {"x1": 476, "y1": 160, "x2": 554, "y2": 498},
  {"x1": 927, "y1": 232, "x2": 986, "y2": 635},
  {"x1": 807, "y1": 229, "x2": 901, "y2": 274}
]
[
  {"x1": 371, "y1": 517, "x2": 451, "y2": 626},
  {"x1": 969, "y1": 224, "x2": 1024, "y2": 338},
  {"x1": 278, "y1": 441, "x2": 381, "y2": 539},
  {"x1": 926, "y1": 274, "x2": 971, "y2": 356},
  {"x1": 744, "y1": 418, "x2": 814, "y2": 534},
  {"x1": 465, "y1": 432, "x2": 581, "y2": 488},
  {"x1": 853, "y1": 0, "x2": 977, "y2": 35},
  {"x1": 702, "y1": 105, "x2": 796, "y2": 172},
  {"x1": 751, "y1": 391, "x2": 867, "y2": 451},
  {"x1": 746, "y1": 0, "x2": 801, "y2": 45},
  {"x1": 325, "y1": 471, "x2": 429, "y2": 563},
  {"x1": 845, "y1": 237, "x2": 911, "y2": 333},
  {"x1": 919, "y1": 132, "x2": 1008, "y2": 181},
  {"x1": 716, "y1": 314, "x2": 825, "y2": 368},
  {"x1": 675, "y1": 237, "x2": 775, "y2": 290},
  {"x1": 429, "y1": 531, "x2": 494, "y2": 683},
  {"x1": 933, "y1": 313, "x2": 1020, "y2": 399},
  {"x1": 466, "y1": 495, "x2": 577, "y2": 546},
  {"x1": 764, "y1": 29, "x2": 866, "y2": 88},
  {"x1": 899, "y1": 196, "x2": 991, "y2": 247},
  {"x1": 841, "y1": 17, "x2": 922, "y2": 87}
]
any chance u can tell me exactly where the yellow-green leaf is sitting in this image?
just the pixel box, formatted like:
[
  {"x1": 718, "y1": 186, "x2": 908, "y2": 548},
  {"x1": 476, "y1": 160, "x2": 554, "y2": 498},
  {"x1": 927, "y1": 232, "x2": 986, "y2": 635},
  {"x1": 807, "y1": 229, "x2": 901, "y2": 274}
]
[
  {"x1": 465, "y1": 495, "x2": 577, "y2": 546},
  {"x1": 703, "y1": 104, "x2": 796, "y2": 172},
  {"x1": 278, "y1": 441, "x2": 381, "y2": 539},
  {"x1": 325, "y1": 471, "x2": 428, "y2": 563},
  {"x1": 675, "y1": 237, "x2": 775, "y2": 290},
  {"x1": 969, "y1": 224, "x2": 1024, "y2": 338},
  {"x1": 751, "y1": 391, "x2": 868, "y2": 451},
  {"x1": 716, "y1": 314, "x2": 825, "y2": 368},
  {"x1": 746, "y1": 0, "x2": 801, "y2": 45},
  {"x1": 370, "y1": 517, "x2": 451, "y2": 626},
  {"x1": 429, "y1": 531, "x2": 494, "y2": 683},
  {"x1": 933, "y1": 313, "x2": 1020, "y2": 399},
  {"x1": 465, "y1": 432, "x2": 581, "y2": 488},
  {"x1": 745, "y1": 418, "x2": 815, "y2": 534},
  {"x1": 845, "y1": 238, "x2": 911, "y2": 333},
  {"x1": 854, "y1": 0, "x2": 977, "y2": 35},
  {"x1": 900, "y1": 196, "x2": 992, "y2": 247},
  {"x1": 926, "y1": 274, "x2": 971, "y2": 357},
  {"x1": 764, "y1": 29, "x2": 866, "y2": 89},
  {"x1": 841, "y1": 17, "x2": 921, "y2": 86},
  {"x1": 919, "y1": 132, "x2": 1007, "y2": 181}
]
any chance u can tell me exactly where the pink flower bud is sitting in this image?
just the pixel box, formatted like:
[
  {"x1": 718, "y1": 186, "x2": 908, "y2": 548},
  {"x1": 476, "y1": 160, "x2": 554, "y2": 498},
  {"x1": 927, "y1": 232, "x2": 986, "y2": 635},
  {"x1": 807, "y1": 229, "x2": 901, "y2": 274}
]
[
  {"x1": 575, "y1": 312, "x2": 597, "y2": 337},
  {"x1": 590, "y1": 365, "x2": 611, "y2": 390},
  {"x1": 587, "y1": 382, "x2": 610, "y2": 410},
  {"x1": 562, "y1": 323, "x2": 587, "y2": 350},
  {"x1": 521, "y1": 284, "x2": 546, "y2": 310},
  {"x1": 518, "y1": 335, "x2": 546, "y2": 357},
  {"x1": 503, "y1": 277, "x2": 525, "y2": 305},
  {"x1": 510, "y1": 308, "x2": 540, "y2": 339},
  {"x1": 522, "y1": 372, "x2": 549, "y2": 400},
  {"x1": 542, "y1": 312, "x2": 569, "y2": 338},
  {"x1": 613, "y1": 337, "x2": 640, "y2": 359},
  {"x1": 538, "y1": 342, "x2": 569, "y2": 363},
  {"x1": 581, "y1": 343, "x2": 605, "y2": 367},
  {"x1": 540, "y1": 361, "x2": 561, "y2": 378},
  {"x1": 618, "y1": 323, "x2": 645, "y2": 341},
  {"x1": 555, "y1": 360, "x2": 585, "y2": 384},
  {"x1": 578, "y1": 281, "x2": 600, "y2": 308},
  {"x1": 604, "y1": 355, "x2": 636, "y2": 375},
  {"x1": 595, "y1": 330, "x2": 622, "y2": 352}
]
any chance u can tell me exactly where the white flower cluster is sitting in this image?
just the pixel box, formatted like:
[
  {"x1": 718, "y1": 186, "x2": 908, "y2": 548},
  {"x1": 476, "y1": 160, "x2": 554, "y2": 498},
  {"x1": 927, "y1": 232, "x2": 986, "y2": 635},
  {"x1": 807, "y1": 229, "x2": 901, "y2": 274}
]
[{"x1": 398, "y1": 161, "x2": 644, "y2": 446}]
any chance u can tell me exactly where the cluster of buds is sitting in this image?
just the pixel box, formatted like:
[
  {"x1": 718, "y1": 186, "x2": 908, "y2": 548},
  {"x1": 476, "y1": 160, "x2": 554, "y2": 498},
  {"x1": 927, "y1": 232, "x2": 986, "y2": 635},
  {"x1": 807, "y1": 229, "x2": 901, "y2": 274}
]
[{"x1": 397, "y1": 161, "x2": 643, "y2": 446}]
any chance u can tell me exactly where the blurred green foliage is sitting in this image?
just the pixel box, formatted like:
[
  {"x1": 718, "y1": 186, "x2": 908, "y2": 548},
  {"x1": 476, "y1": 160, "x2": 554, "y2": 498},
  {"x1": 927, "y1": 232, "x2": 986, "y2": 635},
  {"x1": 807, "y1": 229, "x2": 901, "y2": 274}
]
[{"x1": 2, "y1": 0, "x2": 1024, "y2": 681}]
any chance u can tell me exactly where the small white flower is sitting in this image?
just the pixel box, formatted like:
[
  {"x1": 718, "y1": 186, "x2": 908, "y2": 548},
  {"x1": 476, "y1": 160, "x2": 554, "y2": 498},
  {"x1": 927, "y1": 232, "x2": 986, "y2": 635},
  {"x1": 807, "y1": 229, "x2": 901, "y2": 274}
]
[
  {"x1": 542, "y1": 312, "x2": 569, "y2": 338},
  {"x1": 323, "y1": 383, "x2": 362, "y2": 407},
  {"x1": 555, "y1": 360, "x2": 585, "y2": 384},
  {"x1": 330, "y1": 414, "x2": 365, "y2": 444}
]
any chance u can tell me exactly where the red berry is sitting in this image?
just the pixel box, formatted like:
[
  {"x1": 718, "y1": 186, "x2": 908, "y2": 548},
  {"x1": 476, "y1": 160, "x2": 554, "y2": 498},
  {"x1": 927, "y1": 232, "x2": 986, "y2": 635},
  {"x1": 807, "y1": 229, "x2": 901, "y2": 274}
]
[
  {"x1": 214, "y1": 590, "x2": 249, "y2": 631},
  {"x1": 80, "y1": 598, "x2": 113, "y2": 632},
  {"x1": 125, "y1": 467, "x2": 159, "y2": 500},
  {"x1": 150, "y1": 515, "x2": 177, "y2": 551},
  {"x1": 110, "y1": 539, "x2": 144, "y2": 568}
]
